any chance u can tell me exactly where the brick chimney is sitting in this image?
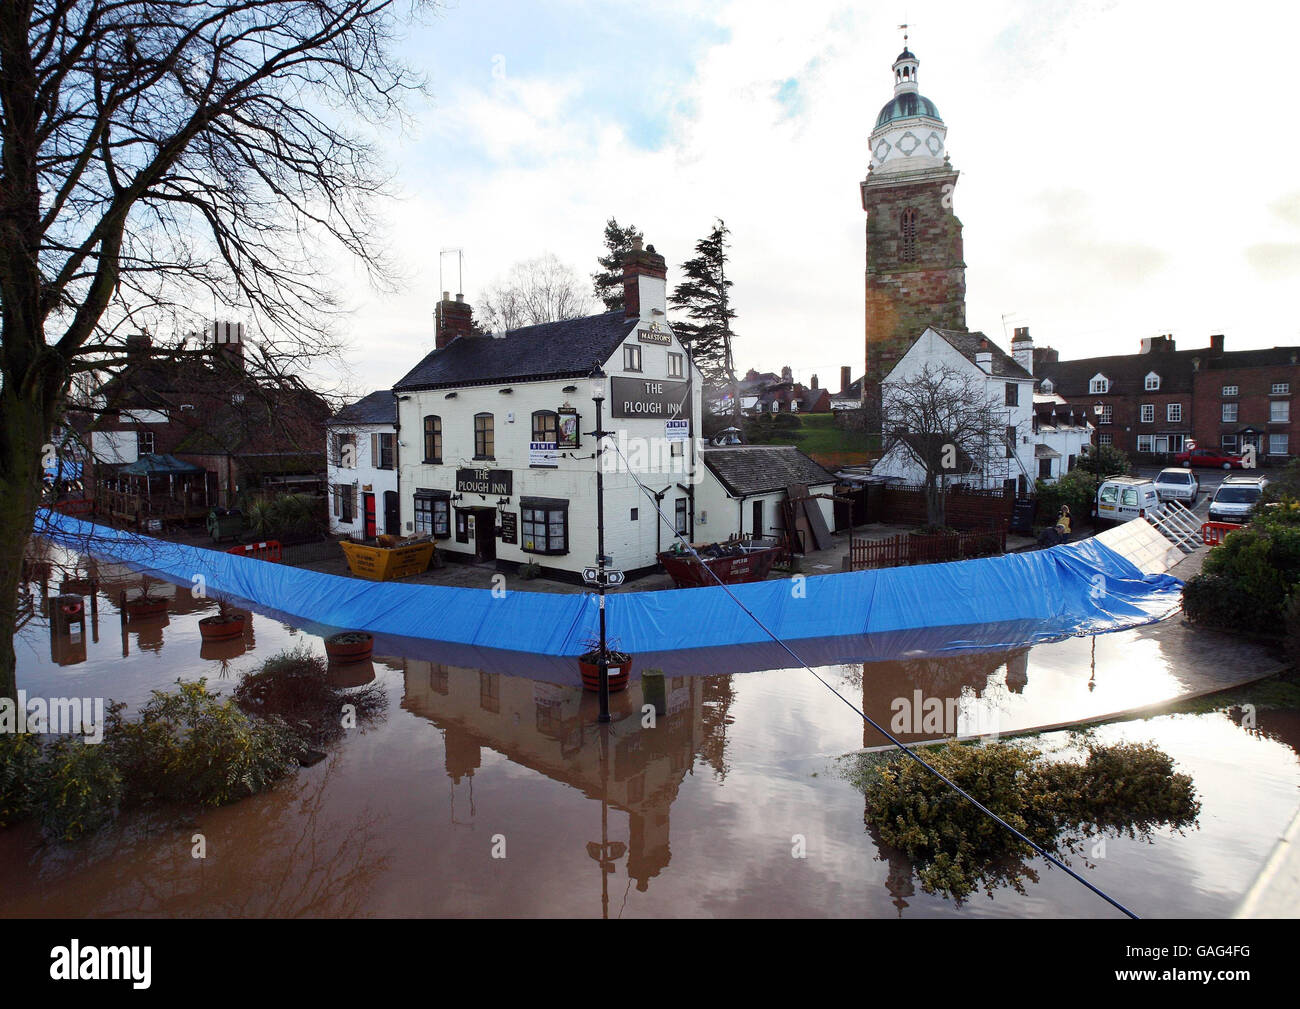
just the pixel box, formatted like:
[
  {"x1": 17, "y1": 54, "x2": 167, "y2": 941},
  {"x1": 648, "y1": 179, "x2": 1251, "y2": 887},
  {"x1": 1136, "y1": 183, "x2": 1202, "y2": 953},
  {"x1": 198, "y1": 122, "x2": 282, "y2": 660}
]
[
  {"x1": 1140, "y1": 334, "x2": 1176, "y2": 354},
  {"x1": 840, "y1": 365, "x2": 852, "y2": 394},
  {"x1": 810, "y1": 373, "x2": 818, "y2": 390},
  {"x1": 207, "y1": 320, "x2": 245, "y2": 372},
  {"x1": 975, "y1": 337, "x2": 993, "y2": 373},
  {"x1": 1209, "y1": 333, "x2": 1225, "y2": 356},
  {"x1": 622, "y1": 237, "x2": 667, "y2": 320},
  {"x1": 436, "y1": 291, "x2": 475, "y2": 349},
  {"x1": 1010, "y1": 326, "x2": 1033, "y2": 377},
  {"x1": 1034, "y1": 346, "x2": 1059, "y2": 369}
]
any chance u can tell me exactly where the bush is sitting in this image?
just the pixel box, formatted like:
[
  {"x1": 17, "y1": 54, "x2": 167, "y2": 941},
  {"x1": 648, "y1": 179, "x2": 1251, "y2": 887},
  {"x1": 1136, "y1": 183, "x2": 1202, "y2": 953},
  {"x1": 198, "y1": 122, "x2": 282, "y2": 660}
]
[
  {"x1": 246, "y1": 492, "x2": 325, "y2": 541},
  {"x1": 1184, "y1": 518, "x2": 1300, "y2": 634},
  {"x1": 37, "y1": 736, "x2": 124, "y2": 842},
  {"x1": 1035, "y1": 466, "x2": 1100, "y2": 526},
  {"x1": 111, "y1": 679, "x2": 299, "y2": 807},
  {"x1": 0, "y1": 732, "x2": 42, "y2": 828},
  {"x1": 233, "y1": 646, "x2": 384, "y2": 748},
  {"x1": 845, "y1": 739, "x2": 1198, "y2": 902},
  {"x1": 518, "y1": 561, "x2": 542, "y2": 580}
]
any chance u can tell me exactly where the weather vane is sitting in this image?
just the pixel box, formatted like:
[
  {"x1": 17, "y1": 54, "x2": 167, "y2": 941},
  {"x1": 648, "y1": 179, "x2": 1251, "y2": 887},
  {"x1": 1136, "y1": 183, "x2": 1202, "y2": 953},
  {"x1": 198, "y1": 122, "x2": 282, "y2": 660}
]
[{"x1": 898, "y1": 21, "x2": 913, "y2": 45}]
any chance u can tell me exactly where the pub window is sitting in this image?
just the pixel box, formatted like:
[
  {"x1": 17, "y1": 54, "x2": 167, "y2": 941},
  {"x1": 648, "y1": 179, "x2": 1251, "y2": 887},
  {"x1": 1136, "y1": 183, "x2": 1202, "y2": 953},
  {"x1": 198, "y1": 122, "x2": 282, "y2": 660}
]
[
  {"x1": 667, "y1": 352, "x2": 684, "y2": 378},
  {"x1": 474, "y1": 412, "x2": 494, "y2": 459},
  {"x1": 414, "y1": 491, "x2": 450, "y2": 538},
  {"x1": 675, "y1": 498, "x2": 688, "y2": 534},
  {"x1": 899, "y1": 208, "x2": 918, "y2": 262},
  {"x1": 532, "y1": 410, "x2": 559, "y2": 444},
  {"x1": 332, "y1": 432, "x2": 356, "y2": 467},
  {"x1": 521, "y1": 501, "x2": 569, "y2": 555},
  {"x1": 371, "y1": 432, "x2": 396, "y2": 470},
  {"x1": 624, "y1": 344, "x2": 643, "y2": 372},
  {"x1": 423, "y1": 415, "x2": 442, "y2": 463}
]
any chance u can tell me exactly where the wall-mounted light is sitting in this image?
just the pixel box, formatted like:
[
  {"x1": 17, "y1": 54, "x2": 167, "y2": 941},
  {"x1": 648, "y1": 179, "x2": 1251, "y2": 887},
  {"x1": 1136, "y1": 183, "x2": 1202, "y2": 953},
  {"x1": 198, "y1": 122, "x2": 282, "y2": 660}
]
[
  {"x1": 499, "y1": 387, "x2": 513, "y2": 394},
  {"x1": 562, "y1": 385, "x2": 578, "y2": 394},
  {"x1": 445, "y1": 391, "x2": 457, "y2": 399},
  {"x1": 397, "y1": 394, "x2": 411, "y2": 401}
]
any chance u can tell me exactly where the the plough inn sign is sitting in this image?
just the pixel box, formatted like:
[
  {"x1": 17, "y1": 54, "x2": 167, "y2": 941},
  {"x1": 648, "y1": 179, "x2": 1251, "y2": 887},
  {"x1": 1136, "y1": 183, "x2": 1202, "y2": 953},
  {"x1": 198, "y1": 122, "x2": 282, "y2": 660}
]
[
  {"x1": 455, "y1": 468, "x2": 513, "y2": 497},
  {"x1": 610, "y1": 377, "x2": 692, "y2": 419}
]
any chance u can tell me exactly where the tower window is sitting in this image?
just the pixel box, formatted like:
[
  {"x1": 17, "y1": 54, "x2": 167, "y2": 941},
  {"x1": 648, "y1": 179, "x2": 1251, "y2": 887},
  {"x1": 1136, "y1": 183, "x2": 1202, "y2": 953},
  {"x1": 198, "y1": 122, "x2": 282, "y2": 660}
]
[{"x1": 899, "y1": 208, "x2": 918, "y2": 262}]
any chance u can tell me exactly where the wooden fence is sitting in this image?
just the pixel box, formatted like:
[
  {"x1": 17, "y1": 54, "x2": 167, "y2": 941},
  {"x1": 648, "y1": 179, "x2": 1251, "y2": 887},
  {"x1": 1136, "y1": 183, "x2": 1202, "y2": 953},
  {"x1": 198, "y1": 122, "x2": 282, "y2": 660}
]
[
  {"x1": 875, "y1": 482, "x2": 1015, "y2": 531},
  {"x1": 849, "y1": 528, "x2": 1007, "y2": 571}
]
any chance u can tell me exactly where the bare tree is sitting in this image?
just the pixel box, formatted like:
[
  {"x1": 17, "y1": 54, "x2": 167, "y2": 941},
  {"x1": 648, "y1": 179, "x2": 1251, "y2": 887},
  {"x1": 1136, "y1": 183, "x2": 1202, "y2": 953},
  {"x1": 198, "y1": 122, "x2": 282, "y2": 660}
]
[
  {"x1": 478, "y1": 254, "x2": 590, "y2": 333},
  {"x1": 0, "y1": 1, "x2": 427, "y2": 703},
  {"x1": 881, "y1": 363, "x2": 1027, "y2": 528}
]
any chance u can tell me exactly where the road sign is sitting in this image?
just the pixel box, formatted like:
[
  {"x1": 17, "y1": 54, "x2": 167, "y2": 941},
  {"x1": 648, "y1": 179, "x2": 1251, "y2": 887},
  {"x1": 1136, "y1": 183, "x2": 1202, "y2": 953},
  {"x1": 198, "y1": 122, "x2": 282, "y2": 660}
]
[{"x1": 582, "y1": 567, "x2": 624, "y2": 587}]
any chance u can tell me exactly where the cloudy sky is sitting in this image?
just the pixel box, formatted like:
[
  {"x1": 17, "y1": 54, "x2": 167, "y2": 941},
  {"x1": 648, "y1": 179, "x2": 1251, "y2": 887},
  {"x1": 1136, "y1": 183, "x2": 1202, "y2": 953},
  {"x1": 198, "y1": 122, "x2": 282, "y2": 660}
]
[{"x1": 324, "y1": 0, "x2": 1300, "y2": 397}]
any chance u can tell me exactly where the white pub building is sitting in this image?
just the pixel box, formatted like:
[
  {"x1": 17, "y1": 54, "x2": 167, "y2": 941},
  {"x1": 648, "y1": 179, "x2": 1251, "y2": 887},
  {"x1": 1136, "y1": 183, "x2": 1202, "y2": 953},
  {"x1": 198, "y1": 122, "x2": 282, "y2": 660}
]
[{"x1": 393, "y1": 240, "x2": 708, "y2": 581}]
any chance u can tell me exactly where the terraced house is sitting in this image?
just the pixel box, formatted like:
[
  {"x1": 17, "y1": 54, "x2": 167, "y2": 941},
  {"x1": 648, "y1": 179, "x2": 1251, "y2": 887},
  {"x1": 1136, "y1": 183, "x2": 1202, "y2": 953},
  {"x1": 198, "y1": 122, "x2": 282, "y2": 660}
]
[{"x1": 1035, "y1": 333, "x2": 1300, "y2": 464}]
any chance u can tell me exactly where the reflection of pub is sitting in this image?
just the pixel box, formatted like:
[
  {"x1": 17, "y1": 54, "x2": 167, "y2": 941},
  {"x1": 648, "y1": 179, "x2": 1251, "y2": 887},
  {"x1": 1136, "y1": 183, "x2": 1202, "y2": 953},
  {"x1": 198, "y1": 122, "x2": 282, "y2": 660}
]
[
  {"x1": 401, "y1": 661, "x2": 711, "y2": 894},
  {"x1": 858, "y1": 647, "x2": 1031, "y2": 748}
]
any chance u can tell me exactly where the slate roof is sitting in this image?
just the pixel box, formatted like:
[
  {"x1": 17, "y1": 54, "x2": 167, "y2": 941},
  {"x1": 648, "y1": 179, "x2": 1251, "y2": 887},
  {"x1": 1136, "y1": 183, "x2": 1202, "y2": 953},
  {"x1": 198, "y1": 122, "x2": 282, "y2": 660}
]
[
  {"x1": 328, "y1": 390, "x2": 396, "y2": 426},
  {"x1": 1037, "y1": 349, "x2": 1198, "y2": 396},
  {"x1": 932, "y1": 329, "x2": 1033, "y2": 381},
  {"x1": 1206, "y1": 347, "x2": 1300, "y2": 370},
  {"x1": 394, "y1": 312, "x2": 638, "y2": 392},
  {"x1": 702, "y1": 445, "x2": 837, "y2": 497}
]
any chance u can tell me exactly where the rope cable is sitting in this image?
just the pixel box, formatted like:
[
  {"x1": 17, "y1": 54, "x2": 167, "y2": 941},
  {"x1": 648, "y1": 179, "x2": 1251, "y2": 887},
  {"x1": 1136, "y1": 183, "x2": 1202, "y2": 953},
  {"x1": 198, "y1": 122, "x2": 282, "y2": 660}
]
[{"x1": 602, "y1": 434, "x2": 1139, "y2": 919}]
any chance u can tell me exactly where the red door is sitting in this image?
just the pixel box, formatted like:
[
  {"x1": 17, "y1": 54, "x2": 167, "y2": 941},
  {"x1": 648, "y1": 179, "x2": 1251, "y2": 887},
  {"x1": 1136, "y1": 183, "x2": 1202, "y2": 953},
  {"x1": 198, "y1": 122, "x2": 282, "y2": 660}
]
[{"x1": 363, "y1": 493, "x2": 377, "y2": 539}]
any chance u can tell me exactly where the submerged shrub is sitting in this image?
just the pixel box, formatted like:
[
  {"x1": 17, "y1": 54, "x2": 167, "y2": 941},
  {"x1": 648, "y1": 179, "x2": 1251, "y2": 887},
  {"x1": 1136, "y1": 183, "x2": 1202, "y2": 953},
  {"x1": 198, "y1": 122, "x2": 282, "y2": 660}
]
[
  {"x1": 0, "y1": 732, "x2": 42, "y2": 828},
  {"x1": 233, "y1": 645, "x2": 384, "y2": 748},
  {"x1": 845, "y1": 739, "x2": 1199, "y2": 902},
  {"x1": 37, "y1": 736, "x2": 124, "y2": 842},
  {"x1": 111, "y1": 678, "x2": 299, "y2": 808}
]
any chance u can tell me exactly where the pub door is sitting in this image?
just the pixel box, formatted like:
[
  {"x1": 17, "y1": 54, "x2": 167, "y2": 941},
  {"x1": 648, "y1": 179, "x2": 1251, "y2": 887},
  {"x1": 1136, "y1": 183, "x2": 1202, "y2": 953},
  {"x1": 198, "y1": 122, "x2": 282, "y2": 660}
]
[
  {"x1": 363, "y1": 492, "x2": 377, "y2": 539},
  {"x1": 383, "y1": 491, "x2": 399, "y2": 536},
  {"x1": 467, "y1": 508, "x2": 496, "y2": 563}
]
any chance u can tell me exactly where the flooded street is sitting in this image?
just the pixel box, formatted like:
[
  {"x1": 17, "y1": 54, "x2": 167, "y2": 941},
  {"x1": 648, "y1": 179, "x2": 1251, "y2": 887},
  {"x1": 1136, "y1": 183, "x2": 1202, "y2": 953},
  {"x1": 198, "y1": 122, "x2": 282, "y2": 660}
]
[{"x1": 4, "y1": 550, "x2": 1298, "y2": 918}]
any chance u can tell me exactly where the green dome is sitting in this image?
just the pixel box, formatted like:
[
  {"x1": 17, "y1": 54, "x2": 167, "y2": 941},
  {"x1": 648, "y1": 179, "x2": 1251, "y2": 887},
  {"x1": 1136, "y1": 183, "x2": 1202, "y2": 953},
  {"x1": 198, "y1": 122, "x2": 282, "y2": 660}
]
[{"x1": 874, "y1": 92, "x2": 942, "y2": 129}]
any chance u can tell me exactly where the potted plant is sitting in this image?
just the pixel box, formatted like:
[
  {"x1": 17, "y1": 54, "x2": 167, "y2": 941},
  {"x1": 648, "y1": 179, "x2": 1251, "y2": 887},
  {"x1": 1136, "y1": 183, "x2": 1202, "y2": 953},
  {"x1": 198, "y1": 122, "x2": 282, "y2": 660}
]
[
  {"x1": 124, "y1": 576, "x2": 168, "y2": 619},
  {"x1": 198, "y1": 595, "x2": 247, "y2": 641},
  {"x1": 577, "y1": 636, "x2": 632, "y2": 693},
  {"x1": 324, "y1": 630, "x2": 374, "y2": 663}
]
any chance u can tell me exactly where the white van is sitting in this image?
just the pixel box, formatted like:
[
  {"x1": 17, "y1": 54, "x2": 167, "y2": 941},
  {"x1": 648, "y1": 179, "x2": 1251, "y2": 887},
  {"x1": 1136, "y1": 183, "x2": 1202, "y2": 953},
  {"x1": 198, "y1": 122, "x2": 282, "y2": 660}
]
[{"x1": 1096, "y1": 476, "x2": 1161, "y2": 525}]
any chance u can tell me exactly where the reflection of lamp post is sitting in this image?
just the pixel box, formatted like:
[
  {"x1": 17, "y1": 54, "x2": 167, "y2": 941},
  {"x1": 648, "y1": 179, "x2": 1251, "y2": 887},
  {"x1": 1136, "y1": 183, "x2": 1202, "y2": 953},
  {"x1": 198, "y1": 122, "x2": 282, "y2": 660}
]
[
  {"x1": 590, "y1": 366, "x2": 611, "y2": 724},
  {"x1": 586, "y1": 724, "x2": 627, "y2": 919}
]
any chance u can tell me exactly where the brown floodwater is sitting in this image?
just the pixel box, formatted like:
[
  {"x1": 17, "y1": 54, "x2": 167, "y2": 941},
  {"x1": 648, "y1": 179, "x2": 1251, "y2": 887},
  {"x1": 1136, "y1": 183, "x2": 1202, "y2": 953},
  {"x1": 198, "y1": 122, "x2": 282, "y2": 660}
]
[{"x1": 2, "y1": 547, "x2": 1298, "y2": 917}]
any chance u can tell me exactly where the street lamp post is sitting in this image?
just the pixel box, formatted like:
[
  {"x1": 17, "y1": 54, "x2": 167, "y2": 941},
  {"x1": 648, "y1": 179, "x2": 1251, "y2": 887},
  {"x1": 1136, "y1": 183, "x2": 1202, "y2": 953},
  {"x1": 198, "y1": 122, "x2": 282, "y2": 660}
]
[
  {"x1": 1092, "y1": 400, "x2": 1105, "y2": 525},
  {"x1": 590, "y1": 366, "x2": 611, "y2": 724}
]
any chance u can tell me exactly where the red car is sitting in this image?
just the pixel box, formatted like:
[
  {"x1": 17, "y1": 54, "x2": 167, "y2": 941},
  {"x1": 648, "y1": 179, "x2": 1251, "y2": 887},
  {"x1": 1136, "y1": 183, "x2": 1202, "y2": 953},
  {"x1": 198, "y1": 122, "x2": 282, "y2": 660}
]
[{"x1": 1173, "y1": 447, "x2": 1245, "y2": 470}]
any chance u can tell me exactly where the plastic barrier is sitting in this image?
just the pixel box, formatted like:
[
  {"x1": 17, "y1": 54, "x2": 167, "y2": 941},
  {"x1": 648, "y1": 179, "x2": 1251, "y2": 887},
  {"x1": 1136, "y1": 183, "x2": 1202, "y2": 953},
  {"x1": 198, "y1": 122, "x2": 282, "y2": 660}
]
[
  {"x1": 227, "y1": 540, "x2": 282, "y2": 563},
  {"x1": 1201, "y1": 522, "x2": 1242, "y2": 546},
  {"x1": 37, "y1": 510, "x2": 1184, "y2": 657}
]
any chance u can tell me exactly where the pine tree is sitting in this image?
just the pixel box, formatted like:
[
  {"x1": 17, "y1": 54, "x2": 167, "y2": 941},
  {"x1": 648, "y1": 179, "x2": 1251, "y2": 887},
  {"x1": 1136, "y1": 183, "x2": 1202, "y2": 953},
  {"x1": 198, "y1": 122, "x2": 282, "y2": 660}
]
[
  {"x1": 670, "y1": 220, "x2": 738, "y2": 408},
  {"x1": 592, "y1": 217, "x2": 643, "y2": 312}
]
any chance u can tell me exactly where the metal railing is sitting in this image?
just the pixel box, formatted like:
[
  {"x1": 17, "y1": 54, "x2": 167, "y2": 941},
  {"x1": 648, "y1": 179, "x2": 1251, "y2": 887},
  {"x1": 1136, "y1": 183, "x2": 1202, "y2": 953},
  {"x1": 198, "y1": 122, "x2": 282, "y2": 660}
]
[{"x1": 1145, "y1": 500, "x2": 1203, "y2": 554}]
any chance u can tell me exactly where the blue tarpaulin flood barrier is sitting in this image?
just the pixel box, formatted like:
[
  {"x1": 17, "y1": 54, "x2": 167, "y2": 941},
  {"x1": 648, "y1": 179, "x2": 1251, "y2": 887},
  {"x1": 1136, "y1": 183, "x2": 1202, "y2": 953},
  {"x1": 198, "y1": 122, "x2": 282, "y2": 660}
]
[{"x1": 37, "y1": 510, "x2": 1184, "y2": 658}]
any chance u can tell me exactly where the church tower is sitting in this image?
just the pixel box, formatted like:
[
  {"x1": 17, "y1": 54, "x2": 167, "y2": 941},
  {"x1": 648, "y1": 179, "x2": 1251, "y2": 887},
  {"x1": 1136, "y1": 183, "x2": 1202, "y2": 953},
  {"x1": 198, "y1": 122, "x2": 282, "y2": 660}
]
[{"x1": 861, "y1": 43, "x2": 966, "y2": 394}]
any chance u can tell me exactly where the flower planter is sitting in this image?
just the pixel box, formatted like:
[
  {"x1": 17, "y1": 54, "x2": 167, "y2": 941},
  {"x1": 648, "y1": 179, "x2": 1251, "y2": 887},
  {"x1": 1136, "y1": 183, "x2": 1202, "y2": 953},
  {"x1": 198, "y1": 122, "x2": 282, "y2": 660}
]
[
  {"x1": 126, "y1": 597, "x2": 168, "y2": 619},
  {"x1": 325, "y1": 631, "x2": 374, "y2": 663},
  {"x1": 199, "y1": 613, "x2": 247, "y2": 641},
  {"x1": 578, "y1": 655, "x2": 632, "y2": 693}
]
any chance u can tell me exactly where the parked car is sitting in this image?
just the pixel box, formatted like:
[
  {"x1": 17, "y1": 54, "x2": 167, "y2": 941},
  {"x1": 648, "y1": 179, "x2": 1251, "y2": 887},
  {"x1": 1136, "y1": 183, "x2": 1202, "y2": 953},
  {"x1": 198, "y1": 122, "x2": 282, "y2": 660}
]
[
  {"x1": 1207, "y1": 475, "x2": 1268, "y2": 525},
  {"x1": 1174, "y1": 447, "x2": 1245, "y2": 470},
  {"x1": 1152, "y1": 467, "x2": 1199, "y2": 505},
  {"x1": 1096, "y1": 476, "x2": 1162, "y2": 525}
]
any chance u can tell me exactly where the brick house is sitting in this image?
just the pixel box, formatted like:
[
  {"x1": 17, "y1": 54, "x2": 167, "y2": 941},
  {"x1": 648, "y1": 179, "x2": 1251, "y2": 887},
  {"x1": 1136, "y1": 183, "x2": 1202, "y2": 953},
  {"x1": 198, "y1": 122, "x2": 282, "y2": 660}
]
[{"x1": 1034, "y1": 333, "x2": 1300, "y2": 464}]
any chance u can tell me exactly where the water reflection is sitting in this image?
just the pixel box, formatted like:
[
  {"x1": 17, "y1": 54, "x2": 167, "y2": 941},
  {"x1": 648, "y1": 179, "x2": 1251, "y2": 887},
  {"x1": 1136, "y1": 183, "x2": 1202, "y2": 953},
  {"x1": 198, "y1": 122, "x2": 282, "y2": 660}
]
[{"x1": 7, "y1": 539, "x2": 1299, "y2": 918}]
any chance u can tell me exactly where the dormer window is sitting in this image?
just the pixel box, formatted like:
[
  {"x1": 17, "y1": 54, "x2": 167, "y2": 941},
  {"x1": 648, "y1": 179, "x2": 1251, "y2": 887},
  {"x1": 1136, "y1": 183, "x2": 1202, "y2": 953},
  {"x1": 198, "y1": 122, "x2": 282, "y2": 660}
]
[
  {"x1": 1089, "y1": 374, "x2": 1109, "y2": 395},
  {"x1": 1145, "y1": 372, "x2": 1161, "y2": 391},
  {"x1": 1040, "y1": 379, "x2": 1054, "y2": 394}
]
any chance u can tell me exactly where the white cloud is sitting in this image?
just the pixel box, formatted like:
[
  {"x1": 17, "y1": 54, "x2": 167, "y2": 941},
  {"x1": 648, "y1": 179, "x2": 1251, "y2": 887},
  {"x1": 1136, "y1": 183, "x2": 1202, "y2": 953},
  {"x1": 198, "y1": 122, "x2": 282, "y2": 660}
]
[{"x1": 323, "y1": 0, "x2": 1300, "y2": 396}]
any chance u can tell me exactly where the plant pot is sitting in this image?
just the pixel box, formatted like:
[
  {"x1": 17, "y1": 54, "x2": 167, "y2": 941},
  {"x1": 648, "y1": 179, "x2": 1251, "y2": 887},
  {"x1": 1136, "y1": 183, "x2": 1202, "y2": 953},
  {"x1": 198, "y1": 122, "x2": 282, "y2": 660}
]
[
  {"x1": 578, "y1": 656, "x2": 632, "y2": 693},
  {"x1": 199, "y1": 613, "x2": 247, "y2": 641},
  {"x1": 325, "y1": 631, "x2": 373, "y2": 663},
  {"x1": 126, "y1": 597, "x2": 168, "y2": 619}
]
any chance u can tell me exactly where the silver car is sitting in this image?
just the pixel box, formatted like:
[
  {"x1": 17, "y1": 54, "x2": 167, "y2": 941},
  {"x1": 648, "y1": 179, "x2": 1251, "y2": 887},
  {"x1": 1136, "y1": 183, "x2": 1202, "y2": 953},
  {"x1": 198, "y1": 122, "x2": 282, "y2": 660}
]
[
  {"x1": 1208, "y1": 476, "x2": 1268, "y2": 524},
  {"x1": 1153, "y1": 467, "x2": 1199, "y2": 505}
]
